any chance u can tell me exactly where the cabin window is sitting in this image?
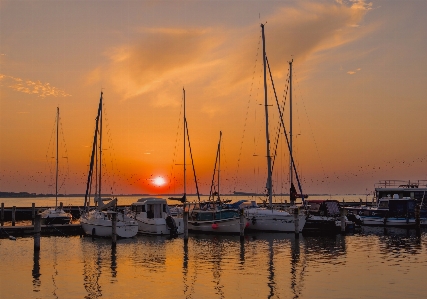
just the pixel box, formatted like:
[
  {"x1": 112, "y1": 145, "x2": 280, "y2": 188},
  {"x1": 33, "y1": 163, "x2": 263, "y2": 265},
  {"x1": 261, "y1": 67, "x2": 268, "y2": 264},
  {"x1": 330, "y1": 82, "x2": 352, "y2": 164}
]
[
  {"x1": 163, "y1": 204, "x2": 167, "y2": 213},
  {"x1": 378, "y1": 201, "x2": 389, "y2": 209}
]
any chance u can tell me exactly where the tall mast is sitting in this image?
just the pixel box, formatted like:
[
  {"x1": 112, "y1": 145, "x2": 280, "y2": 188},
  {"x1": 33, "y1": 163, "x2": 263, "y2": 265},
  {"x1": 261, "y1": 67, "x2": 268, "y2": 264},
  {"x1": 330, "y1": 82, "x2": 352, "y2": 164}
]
[
  {"x1": 261, "y1": 23, "x2": 273, "y2": 208},
  {"x1": 55, "y1": 107, "x2": 59, "y2": 208},
  {"x1": 289, "y1": 60, "x2": 294, "y2": 205},
  {"x1": 99, "y1": 92, "x2": 103, "y2": 197},
  {"x1": 218, "y1": 131, "x2": 222, "y2": 200},
  {"x1": 183, "y1": 88, "x2": 186, "y2": 202}
]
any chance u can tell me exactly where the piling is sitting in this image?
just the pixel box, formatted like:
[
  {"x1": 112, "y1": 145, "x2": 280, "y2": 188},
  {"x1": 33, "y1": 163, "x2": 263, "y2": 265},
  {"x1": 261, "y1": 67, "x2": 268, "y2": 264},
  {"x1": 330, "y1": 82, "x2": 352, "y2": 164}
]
[
  {"x1": 239, "y1": 209, "x2": 245, "y2": 239},
  {"x1": 341, "y1": 208, "x2": 346, "y2": 233},
  {"x1": 183, "y1": 203, "x2": 188, "y2": 241},
  {"x1": 32, "y1": 203, "x2": 36, "y2": 225},
  {"x1": 1, "y1": 203, "x2": 4, "y2": 226},
  {"x1": 34, "y1": 214, "x2": 41, "y2": 251},
  {"x1": 415, "y1": 204, "x2": 421, "y2": 236},
  {"x1": 12, "y1": 206, "x2": 16, "y2": 226},
  {"x1": 59, "y1": 202, "x2": 63, "y2": 210},
  {"x1": 111, "y1": 212, "x2": 117, "y2": 247},
  {"x1": 294, "y1": 207, "x2": 300, "y2": 238}
]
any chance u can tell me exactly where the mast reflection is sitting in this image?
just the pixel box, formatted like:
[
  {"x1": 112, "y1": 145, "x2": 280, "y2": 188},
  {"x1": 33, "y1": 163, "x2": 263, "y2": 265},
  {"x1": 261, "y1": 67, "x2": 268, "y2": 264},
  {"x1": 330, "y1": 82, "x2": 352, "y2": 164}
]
[
  {"x1": 82, "y1": 239, "x2": 106, "y2": 298},
  {"x1": 32, "y1": 250, "x2": 41, "y2": 293}
]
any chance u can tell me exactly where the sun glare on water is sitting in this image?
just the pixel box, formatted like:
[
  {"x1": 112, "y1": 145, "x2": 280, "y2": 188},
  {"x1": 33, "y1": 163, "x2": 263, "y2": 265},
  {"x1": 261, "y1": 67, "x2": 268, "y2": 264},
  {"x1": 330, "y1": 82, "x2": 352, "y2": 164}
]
[{"x1": 153, "y1": 176, "x2": 166, "y2": 187}]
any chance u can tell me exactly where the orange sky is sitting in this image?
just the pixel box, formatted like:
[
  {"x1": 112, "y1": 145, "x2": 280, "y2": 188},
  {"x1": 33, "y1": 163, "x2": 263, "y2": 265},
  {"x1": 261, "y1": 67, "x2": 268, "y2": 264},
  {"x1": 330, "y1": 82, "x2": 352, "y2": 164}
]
[{"x1": 1, "y1": 0, "x2": 427, "y2": 196}]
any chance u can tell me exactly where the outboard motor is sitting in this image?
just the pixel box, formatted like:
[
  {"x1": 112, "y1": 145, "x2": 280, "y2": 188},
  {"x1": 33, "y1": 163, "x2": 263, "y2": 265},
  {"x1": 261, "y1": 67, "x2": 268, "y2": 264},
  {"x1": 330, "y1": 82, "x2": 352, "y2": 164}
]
[{"x1": 166, "y1": 215, "x2": 178, "y2": 236}]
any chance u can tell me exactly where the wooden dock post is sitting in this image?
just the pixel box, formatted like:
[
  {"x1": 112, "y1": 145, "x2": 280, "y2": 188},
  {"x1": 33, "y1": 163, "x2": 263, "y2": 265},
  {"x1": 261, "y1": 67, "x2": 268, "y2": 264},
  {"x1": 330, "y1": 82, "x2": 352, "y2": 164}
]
[
  {"x1": 111, "y1": 212, "x2": 117, "y2": 247},
  {"x1": 239, "y1": 209, "x2": 245, "y2": 239},
  {"x1": 294, "y1": 207, "x2": 300, "y2": 238},
  {"x1": 12, "y1": 206, "x2": 16, "y2": 226},
  {"x1": 183, "y1": 203, "x2": 188, "y2": 241},
  {"x1": 341, "y1": 208, "x2": 346, "y2": 233},
  {"x1": 1, "y1": 203, "x2": 4, "y2": 226},
  {"x1": 415, "y1": 204, "x2": 421, "y2": 236},
  {"x1": 32, "y1": 203, "x2": 36, "y2": 225},
  {"x1": 34, "y1": 214, "x2": 41, "y2": 251}
]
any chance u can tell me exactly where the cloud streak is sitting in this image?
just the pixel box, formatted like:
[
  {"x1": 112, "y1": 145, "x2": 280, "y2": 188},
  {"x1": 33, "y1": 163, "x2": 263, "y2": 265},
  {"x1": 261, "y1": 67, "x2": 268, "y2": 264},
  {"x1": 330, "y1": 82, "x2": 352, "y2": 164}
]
[
  {"x1": 86, "y1": 0, "x2": 373, "y2": 113},
  {"x1": 0, "y1": 74, "x2": 71, "y2": 98}
]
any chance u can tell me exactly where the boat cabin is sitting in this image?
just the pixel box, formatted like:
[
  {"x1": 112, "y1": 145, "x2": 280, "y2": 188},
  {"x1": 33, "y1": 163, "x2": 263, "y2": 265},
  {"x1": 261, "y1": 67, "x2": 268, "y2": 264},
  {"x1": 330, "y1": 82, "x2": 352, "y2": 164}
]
[
  {"x1": 131, "y1": 198, "x2": 169, "y2": 219},
  {"x1": 306, "y1": 200, "x2": 341, "y2": 217}
]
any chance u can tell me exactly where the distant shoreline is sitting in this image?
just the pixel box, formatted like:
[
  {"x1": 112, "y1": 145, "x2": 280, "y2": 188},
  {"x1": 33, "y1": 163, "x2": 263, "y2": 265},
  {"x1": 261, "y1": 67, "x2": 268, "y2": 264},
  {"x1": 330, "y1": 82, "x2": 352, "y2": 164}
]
[{"x1": 0, "y1": 191, "x2": 359, "y2": 198}]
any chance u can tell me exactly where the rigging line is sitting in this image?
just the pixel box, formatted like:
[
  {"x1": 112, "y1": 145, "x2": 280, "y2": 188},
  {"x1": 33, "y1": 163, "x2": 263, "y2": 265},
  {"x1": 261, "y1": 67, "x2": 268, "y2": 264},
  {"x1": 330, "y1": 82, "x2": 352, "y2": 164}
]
[
  {"x1": 293, "y1": 67, "x2": 328, "y2": 191},
  {"x1": 209, "y1": 131, "x2": 222, "y2": 202},
  {"x1": 266, "y1": 56, "x2": 305, "y2": 202},
  {"x1": 235, "y1": 33, "x2": 262, "y2": 192},
  {"x1": 184, "y1": 118, "x2": 201, "y2": 202},
  {"x1": 169, "y1": 99, "x2": 184, "y2": 193}
]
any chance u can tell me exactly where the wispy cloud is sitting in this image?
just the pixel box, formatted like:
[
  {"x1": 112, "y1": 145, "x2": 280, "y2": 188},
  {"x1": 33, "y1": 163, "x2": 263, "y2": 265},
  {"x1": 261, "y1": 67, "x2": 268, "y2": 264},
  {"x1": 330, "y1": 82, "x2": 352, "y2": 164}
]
[
  {"x1": 0, "y1": 74, "x2": 71, "y2": 98},
  {"x1": 86, "y1": 0, "x2": 372, "y2": 115},
  {"x1": 347, "y1": 68, "x2": 361, "y2": 74}
]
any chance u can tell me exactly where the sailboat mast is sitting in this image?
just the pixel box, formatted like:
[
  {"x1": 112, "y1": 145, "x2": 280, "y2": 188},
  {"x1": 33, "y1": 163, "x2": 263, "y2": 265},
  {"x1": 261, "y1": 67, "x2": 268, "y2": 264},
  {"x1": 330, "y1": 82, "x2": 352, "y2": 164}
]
[
  {"x1": 99, "y1": 92, "x2": 103, "y2": 198},
  {"x1": 261, "y1": 24, "x2": 273, "y2": 207},
  {"x1": 289, "y1": 60, "x2": 294, "y2": 205},
  {"x1": 56, "y1": 107, "x2": 59, "y2": 208},
  {"x1": 218, "y1": 131, "x2": 221, "y2": 201},
  {"x1": 183, "y1": 88, "x2": 186, "y2": 202}
]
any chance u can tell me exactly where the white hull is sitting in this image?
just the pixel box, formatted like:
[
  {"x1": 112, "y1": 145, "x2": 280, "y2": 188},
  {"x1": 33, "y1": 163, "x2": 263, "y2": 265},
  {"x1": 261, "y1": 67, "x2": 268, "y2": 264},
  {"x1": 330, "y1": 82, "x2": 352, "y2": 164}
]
[
  {"x1": 245, "y1": 208, "x2": 306, "y2": 232},
  {"x1": 80, "y1": 210, "x2": 138, "y2": 238},
  {"x1": 40, "y1": 207, "x2": 72, "y2": 225},
  {"x1": 188, "y1": 217, "x2": 242, "y2": 234},
  {"x1": 135, "y1": 217, "x2": 184, "y2": 235},
  {"x1": 361, "y1": 217, "x2": 427, "y2": 227}
]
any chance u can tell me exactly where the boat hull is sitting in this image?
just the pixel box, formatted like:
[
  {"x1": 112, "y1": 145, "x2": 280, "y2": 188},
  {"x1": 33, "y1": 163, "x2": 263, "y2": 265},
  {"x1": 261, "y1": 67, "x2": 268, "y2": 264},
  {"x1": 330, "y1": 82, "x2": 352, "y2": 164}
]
[
  {"x1": 245, "y1": 208, "x2": 306, "y2": 232},
  {"x1": 135, "y1": 217, "x2": 184, "y2": 235},
  {"x1": 80, "y1": 211, "x2": 138, "y2": 238},
  {"x1": 188, "y1": 217, "x2": 242, "y2": 234},
  {"x1": 361, "y1": 216, "x2": 427, "y2": 227},
  {"x1": 40, "y1": 208, "x2": 72, "y2": 225}
]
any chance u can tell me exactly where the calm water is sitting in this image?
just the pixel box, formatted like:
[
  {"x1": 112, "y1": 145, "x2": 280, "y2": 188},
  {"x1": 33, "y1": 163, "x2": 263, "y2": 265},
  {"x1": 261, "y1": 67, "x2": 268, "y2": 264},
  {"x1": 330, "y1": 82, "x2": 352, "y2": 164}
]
[{"x1": 1, "y1": 227, "x2": 426, "y2": 299}]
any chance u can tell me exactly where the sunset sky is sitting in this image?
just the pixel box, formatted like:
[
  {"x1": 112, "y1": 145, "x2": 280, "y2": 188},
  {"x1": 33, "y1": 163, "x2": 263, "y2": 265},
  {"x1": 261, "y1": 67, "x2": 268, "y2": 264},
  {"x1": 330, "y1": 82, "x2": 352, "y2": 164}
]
[{"x1": 1, "y1": 0, "x2": 427, "y2": 196}]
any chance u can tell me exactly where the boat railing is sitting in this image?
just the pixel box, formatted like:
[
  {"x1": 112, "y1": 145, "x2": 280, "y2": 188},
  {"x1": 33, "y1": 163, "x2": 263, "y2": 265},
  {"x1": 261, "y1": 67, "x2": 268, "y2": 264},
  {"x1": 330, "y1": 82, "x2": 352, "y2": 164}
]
[{"x1": 375, "y1": 180, "x2": 427, "y2": 189}]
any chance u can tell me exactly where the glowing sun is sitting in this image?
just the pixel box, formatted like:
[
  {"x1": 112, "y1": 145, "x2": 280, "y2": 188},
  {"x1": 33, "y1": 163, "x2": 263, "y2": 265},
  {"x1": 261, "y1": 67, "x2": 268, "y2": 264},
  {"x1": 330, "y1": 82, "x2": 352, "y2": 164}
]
[{"x1": 153, "y1": 176, "x2": 166, "y2": 187}]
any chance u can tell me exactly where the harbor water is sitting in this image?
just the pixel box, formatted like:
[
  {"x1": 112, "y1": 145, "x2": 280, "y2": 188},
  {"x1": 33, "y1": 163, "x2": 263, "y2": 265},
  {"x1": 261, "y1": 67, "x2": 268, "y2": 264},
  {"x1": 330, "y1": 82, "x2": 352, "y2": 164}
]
[{"x1": 1, "y1": 227, "x2": 426, "y2": 298}]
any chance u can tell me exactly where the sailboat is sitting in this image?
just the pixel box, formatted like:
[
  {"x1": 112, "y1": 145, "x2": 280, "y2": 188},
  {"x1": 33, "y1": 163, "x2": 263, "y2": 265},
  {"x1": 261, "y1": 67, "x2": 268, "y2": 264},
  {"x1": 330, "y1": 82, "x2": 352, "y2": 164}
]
[
  {"x1": 187, "y1": 131, "x2": 243, "y2": 234},
  {"x1": 79, "y1": 92, "x2": 138, "y2": 238},
  {"x1": 243, "y1": 24, "x2": 306, "y2": 232},
  {"x1": 40, "y1": 107, "x2": 72, "y2": 225}
]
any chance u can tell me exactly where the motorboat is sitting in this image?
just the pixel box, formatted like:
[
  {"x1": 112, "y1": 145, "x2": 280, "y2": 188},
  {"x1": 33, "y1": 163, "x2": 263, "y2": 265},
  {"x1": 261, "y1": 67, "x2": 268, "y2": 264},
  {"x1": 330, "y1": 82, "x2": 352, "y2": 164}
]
[{"x1": 130, "y1": 197, "x2": 183, "y2": 235}]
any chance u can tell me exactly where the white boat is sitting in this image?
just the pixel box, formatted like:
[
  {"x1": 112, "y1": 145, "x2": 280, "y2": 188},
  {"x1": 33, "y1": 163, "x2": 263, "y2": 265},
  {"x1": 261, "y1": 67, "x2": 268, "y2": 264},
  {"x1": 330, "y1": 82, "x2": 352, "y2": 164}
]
[
  {"x1": 242, "y1": 201, "x2": 305, "y2": 232},
  {"x1": 80, "y1": 205, "x2": 138, "y2": 238},
  {"x1": 346, "y1": 180, "x2": 427, "y2": 227},
  {"x1": 79, "y1": 92, "x2": 138, "y2": 238},
  {"x1": 242, "y1": 24, "x2": 306, "y2": 233},
  {"x1": 130, "y1": 197, "x2": 184, "y2": 235},
  {"x1": 41, "y1": 107, "x2": 72, "y2": 225},
  {"x1": 40, "y1": 207, "x2": 72, "y2": 225}
]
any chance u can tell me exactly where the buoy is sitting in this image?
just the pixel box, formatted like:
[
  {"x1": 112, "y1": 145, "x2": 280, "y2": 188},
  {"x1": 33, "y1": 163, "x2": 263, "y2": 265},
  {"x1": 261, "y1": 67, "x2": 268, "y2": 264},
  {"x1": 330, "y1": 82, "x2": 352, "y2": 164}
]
[
  {"x1": 245, "y1": 222, "x2": 249, "y2": 228},
  {"x1": 212, "y1": 223, "x2": 219, "y2": 229}
]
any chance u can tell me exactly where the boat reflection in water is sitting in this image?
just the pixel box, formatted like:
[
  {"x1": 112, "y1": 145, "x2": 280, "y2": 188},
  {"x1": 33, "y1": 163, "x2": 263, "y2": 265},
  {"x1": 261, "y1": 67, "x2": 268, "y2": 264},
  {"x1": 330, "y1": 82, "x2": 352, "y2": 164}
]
[{"x1": 3, "y1": 229, "x2": 427, "y2": 298}]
